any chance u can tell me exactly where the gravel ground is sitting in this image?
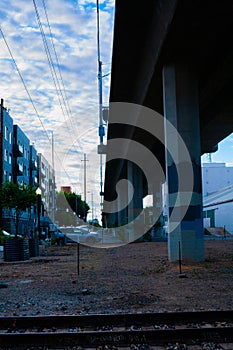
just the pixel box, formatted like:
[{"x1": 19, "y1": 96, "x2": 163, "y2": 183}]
[{"x1": 0, "y1": 240, "x2": 233, "y2": 316}]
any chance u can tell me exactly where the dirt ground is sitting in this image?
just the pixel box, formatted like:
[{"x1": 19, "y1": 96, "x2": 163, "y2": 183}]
[{"x1": 0, "y1": 240, "x2": 233, "y2": 316}]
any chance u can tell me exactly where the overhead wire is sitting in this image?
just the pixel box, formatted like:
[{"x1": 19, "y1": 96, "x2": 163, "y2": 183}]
[
  {"x1": 33, "y1": 0, "x2": 69, "y2": 126},
  {"x1": 34, "y1": 0, "x2": 83, "y2": 159},
  {"x1": 0, "y1": 26, "x2": 73, "y2": 182},
  {"x1": 0, "y1": 27, "x2": 50, "y2": 142},
  {"x1": 42, "y1": 1, "x2": 74, "y2": 127}
]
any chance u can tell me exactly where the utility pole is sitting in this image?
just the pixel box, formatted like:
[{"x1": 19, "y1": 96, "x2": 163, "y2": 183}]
[
  {"x1": 81, "y1": 153, "x2": 88, "y2": 221},
  {"x1": 51, "y1": 131, "x2": 55, "y2": 223},
  {"x1": 91, "y1": 191, "x2": 94, "y2": 222},
  {"x1": 0, "y1": 99, "x2": 4, "y2": 229},
  {"x1": 96, "y1": 0, "x2": 106, "y2": 222}
]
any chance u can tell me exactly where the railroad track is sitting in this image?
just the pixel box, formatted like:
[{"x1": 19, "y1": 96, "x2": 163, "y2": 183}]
[{"x1": 0, "y1": 310, "x2": 233, "y2": 348}]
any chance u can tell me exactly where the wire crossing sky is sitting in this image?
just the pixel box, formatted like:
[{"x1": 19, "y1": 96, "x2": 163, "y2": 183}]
[
  {"x1": 0, "y1": 0, "x2": 232, "y2": 220},
  {"x1": 0, "y1": 0, "x2": 114, "y2": 220}
]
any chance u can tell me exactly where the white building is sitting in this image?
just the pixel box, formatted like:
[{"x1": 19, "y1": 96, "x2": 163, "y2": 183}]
[
  {"x1": 38, "y1": 153, "x2": 56, "y2": 219},
  {"x1": 203, "y1": 185, "x2": 233, "y2": 234},
  {"x1": 202, "y1": 162, "x2": 233, "y2": 197}
]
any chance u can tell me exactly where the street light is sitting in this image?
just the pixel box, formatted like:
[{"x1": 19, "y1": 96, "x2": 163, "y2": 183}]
[{"x1": 36, "y1": 188, "x2": 42, "y2": 238}]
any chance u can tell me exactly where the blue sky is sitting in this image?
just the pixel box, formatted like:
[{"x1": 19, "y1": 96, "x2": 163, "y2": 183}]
[
  {"x1": 0, "y1": 0, "x2": 114, "y2": 219},
  {"x1": 201, "y1": 134, "x2": 233, "y2": 166},
  {"x1": 0, "y1": 0, "x2": 232, "y2": 220}
]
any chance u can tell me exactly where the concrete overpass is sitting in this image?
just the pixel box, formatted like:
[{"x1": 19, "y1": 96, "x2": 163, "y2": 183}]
[{"x1": 103, "y1": 0, "x2": 233, "y2": 261}]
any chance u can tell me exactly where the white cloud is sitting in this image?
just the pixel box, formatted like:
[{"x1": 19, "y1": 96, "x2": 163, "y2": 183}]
[{"x1": 0, "y1": 0, "x2": 114, "y2": 219}]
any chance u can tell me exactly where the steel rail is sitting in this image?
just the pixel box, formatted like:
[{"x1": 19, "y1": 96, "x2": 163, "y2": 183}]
[
  {"x1": 0, "y1": 311, "x2": 233, "y2": 347},
  {"x1": 1, "y1": 327, "x2": 233, "y2": 347},
  {"x1": 1, "y1": 310, "x2": 233, "y2": 328}
]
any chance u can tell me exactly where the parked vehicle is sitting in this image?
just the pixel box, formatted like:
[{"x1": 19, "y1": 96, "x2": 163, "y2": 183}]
[
  {"x1": 59, "y1": 226, "x2": 102, "y2": 244},
  {"x1": 51, "y1": 229, "x2": 67, "y2": 246}
]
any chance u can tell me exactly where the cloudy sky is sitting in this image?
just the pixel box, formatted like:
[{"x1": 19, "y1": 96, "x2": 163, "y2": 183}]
[
  {"x1": 0, "y1": 0, "x2": 232, "y2": 221},
  {"x1": 0, "y1": 0, "x2": 114, "y2": 219}
]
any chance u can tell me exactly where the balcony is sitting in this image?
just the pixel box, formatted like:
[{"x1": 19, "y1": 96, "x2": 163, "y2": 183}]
[
  {"x1": 13, "y1": 144, "x2": 23, "y2": 158},
  {"x1": 30, "y1": 160, "x2": 37, "y2": 170},
  {"x1": 13, "y1": 164, "x2": 23, "y2": 176}
]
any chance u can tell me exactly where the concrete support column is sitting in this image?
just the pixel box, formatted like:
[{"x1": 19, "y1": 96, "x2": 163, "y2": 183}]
[
  {"x1": 117, "y1": 182, "x2": 128, "y2": 227},
  {"x1": 152, "y1": 182, "x2": 164, "y2": 239},
  {"x1": 152, "y1": 182, "x2": 162, "y2": 220},
  {"x1": 127, "y1": 161, "x2": 144, "y2": 241},
  {"x1": 163, "y1": 63, "x2": 204, "y2": 262}
]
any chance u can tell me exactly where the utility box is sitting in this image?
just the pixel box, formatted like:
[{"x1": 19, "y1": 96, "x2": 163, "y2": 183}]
[{"x1": 97, "y1": 144, "x2": 107, "y2": 154}]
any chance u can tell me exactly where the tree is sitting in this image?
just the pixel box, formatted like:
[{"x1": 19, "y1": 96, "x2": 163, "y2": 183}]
[
  {"x1": 55, "y1": 191, "x2": 90, "y2": 226},
  {"x1": 0, "y1": 182, "x2": 37, "y2": 237}
]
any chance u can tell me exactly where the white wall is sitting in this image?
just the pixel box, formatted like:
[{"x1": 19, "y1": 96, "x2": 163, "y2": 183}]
[
  {"x1": 215, "y1": 203, "x2": 233, "y2": 234},
  {"x1": 207, "y1": 203, "x2": 233, "y2": 234},
  {"x1": 202, "y1": 163, "x2": 233, "y2": 196}
]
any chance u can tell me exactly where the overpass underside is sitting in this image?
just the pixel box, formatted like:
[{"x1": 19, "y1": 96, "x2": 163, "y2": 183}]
[{"x1": 103, "y1": 0, "x2": 233, "y2": 261}]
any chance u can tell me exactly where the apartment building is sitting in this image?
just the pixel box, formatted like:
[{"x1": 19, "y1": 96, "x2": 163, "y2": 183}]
[
  {"x1": 13, "y1": 125, "x2": 31, "y2": 185},
  {"x1": 38, "y1": 153, "x2": 55, "y2": 218},
  {"x1": 2, "y1": 105, "x2": 13, "y2": 182},
  {"x1": 29, "y1": 144, "x2": 39, "y2": 187},
  {"x1": 1, "y1": 99, "x2": 56, "y2": 234}
]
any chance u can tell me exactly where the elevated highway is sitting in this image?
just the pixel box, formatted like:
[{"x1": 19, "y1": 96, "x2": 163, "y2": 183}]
[{"x1": 103, "y1": 0, "x2": 233, "y2": 260}]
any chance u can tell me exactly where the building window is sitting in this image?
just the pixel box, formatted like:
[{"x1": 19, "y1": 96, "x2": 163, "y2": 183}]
[
  {"x1": 4, "y1": 170, "x2": 8, "y2": 181},
  {"x1": 4, "y1": 126, "x2": 8, "y2": 140},
  {"x1": 18, "y1": 143, "x2": 23, "y2": 154},
  {"x1": 9, "y1": 153, "x2": 12, "y2": 164},
  {"x1": 9, "y1": 132, "x2": 12, "y2": 144},
  {"x1": 4, "y1": 149, "x2": 7, "y2": 161},
  {"x1": 18, "y1": 162, "x2": 23, "y2": 172}
]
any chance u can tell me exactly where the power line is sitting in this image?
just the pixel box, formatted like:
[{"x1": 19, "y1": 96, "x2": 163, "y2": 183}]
[
  {"x1": 0, "y1": 25, "x2": 72, "y2": 182},
  {"x1": 33, "y1": 0, "x2": 68, "y2": 122},
  {"x1": 33, "y1": 0, "x2": 83, "y2": 158},
  {"x1": 42, "y1": 0, "x2": 76, "y2": 129},
  {"x1": 0, "y1": 26, "x2": 50, "y2": 142}
]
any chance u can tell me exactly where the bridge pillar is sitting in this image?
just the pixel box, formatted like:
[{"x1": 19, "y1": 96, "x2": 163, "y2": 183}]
[
  {"x1": 151, "y1": 182, "x2": 164, "y2": 238},
  {"x1": 127, "y1": 161, "x2": 144, "y2": 242},
  {"x1": 162, "y1": 63, "x2": 204, "y2": 261},
  {"x1": 117, "y1": 182, "x2": 128, "y2": 227}
]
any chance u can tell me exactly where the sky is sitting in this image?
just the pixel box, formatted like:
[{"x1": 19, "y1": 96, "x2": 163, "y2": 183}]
[
  {"x1": 201, "y1": 134, "x2": 233, "y2": 166},
  {"x1": 0, "y1": 0, "x2": 232, "y2": 222},
  {"x1": 0, "y1": 0, "x2": 115, "y2": 221}
]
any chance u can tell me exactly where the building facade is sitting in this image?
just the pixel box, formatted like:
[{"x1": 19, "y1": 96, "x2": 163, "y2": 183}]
[
  {"x1": 13, "y1": 125, "x2": 30, "y2": 185},
  {"x1": 202, "y1": 163, "x2": 233, "y2": 197},
  {"x1": 29, "y1": 144, "x2": 38, "y2": 187},
  {"x1": 202, "y1": 162, "x2": 233, "y2": 234},
  {"x1": 2, "y1": 106, "x2": 13, "y2": 183},
  {"x1": 1, "y1": 99, "x2": 56, "y2": 235},
  {"x1": 203, "y1": 185, "x2": 233, "y2": 234},
  {"x1": 38, "y1": 153, "x2": 55, "y2": 220}
]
